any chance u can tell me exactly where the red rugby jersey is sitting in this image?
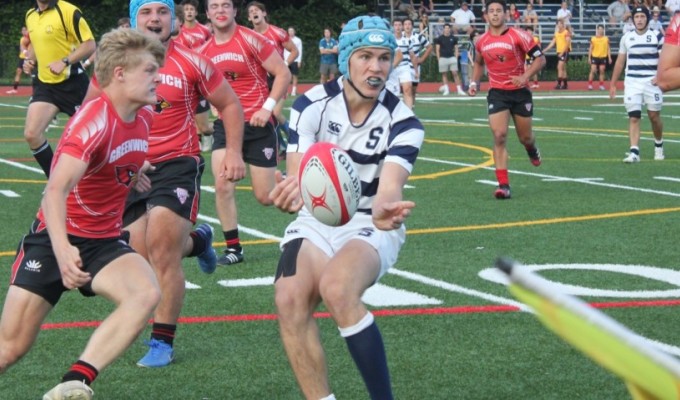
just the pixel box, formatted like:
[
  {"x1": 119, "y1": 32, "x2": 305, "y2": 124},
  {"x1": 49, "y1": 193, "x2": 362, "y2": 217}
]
[
  {"x1": 36, "y1": 95, "x2": 153, "y2": 238},
  {"x1": 198, "y1": 25, "x2": 275, "y2": 121},
  {"x1": 475, "y1": 27, "x2": 540, "y2": 90}
]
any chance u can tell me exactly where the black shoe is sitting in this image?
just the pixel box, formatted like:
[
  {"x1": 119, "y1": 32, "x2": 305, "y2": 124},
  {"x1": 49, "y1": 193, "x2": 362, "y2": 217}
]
[{"x1": 217, "y1": 248, "x2": 244, "y2": 266}]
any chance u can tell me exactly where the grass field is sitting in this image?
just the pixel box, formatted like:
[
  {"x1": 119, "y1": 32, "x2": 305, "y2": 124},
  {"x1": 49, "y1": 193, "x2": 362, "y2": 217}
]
[{"x1": 1, "y1": 90, "x2": 680, "y2": 399}]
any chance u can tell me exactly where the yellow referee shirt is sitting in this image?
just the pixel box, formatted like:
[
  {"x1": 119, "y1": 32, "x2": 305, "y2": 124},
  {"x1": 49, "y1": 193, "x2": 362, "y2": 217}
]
[
  {"x1": 590, "y1": 36, "x2": 609, "y2": 58},
  {"x1": 25, "y1": 0, "x2": 94, "y2": 84},
  {"x1": 554, "y1": 29, "x2": 571, "y2": 53}
]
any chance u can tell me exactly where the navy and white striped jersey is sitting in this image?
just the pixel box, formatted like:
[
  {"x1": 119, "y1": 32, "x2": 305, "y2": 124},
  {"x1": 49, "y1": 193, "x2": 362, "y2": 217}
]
[
  {"x1": 288, "y1": 78, "x2": 425, "y2": 216},
  {"x1": 405, "y1": 32, "x2": 431, "y2": 69},
  {"x1": 396, "y1": 35, "x2": 415, "y2": 68},
  {"x1": 618, "y1": 28, "x2": 664, "y2": 81}
]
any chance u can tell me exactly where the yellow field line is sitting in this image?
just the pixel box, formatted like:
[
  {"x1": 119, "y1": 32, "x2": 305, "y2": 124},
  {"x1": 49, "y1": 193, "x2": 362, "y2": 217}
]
[
  {"x1": 410, "y1": 139, "x2": 494, "y2": 180},
  {"x1": 408, "y1": 206, "x2": 680, "y2": 234},
  {"x1": 2, "y1": 207, "x2": 678, "y2": 257}
]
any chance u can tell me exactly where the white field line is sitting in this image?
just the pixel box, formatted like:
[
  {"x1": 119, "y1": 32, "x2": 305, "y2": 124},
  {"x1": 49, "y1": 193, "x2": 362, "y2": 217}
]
[{"x1": 420, "y1": 156, "x2": 680, "y2": 198}]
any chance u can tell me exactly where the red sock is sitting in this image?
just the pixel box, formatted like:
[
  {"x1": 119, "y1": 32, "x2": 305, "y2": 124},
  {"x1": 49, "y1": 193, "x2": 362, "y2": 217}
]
[{"x1": 495, "y1": 169, "x2": 509, "y2": 186}]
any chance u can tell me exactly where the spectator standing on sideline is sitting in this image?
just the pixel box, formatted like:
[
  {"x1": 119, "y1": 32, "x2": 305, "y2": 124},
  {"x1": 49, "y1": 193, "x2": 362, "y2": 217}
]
[
  {"x1": 506, "y1": 2, "x2": 521, "y2": 26},
  {"x1": 319, "y1": 27, "x2": 339, "y2": 83},
  {"x1": 608, "y1": 0, "x2": 631, "y2": 29},
  {"x1": 6, "y1": 27, "x2": 30, "y2": 95},
  {"x1": 556, "y1": 1, "x2": 573, "y2": 27},
  {"x1": 0, "y1": 28, "x2": 165, "y2": 400},
  {"x1": 469, "y1": 0, "x2": 545, "y2": 199},
  {"x1": 451, "y1": 2, "x2": 476, "y2": 34},
  {"x1": 394, "y1": 0, "x2": 419, "y2": 19},
  {"x1": 650, "y1": 6, "x2": 666, "y2": 33},
  {"x1": 202, "y1": 0, "x2": 290, "y2": 267},
  {"x1": 522, "y1": 3, "x2": 539, "y2": 29},
  {"x1": 588, "y1": 24, "x2": 612, "y2": 90},
  {"x1": 22, "y1": 0, "x2": 96, "y2": 177},
  {"x1": 269, "y1": 15, "x2": 424, "y2": 400},
  {"x1": 665, "y1": 0, "x2": 680, "y2": 16},
  {"x1": 419, "y1": 0, "x2": 434, "y2": 17},
  {"x1": 285, "y1": 26, "x2": 303, "y2": 96},
  {"x1": 657, "y1": 12, "x2": 680, "y2": 91},
  {"x1": 435, "y1": 23, "x2": 465, "y2": 95},
  {"x1": 543, "y1": 19, "x2": 572, "y2": 89},
  {"x1": 609, "y1": 6, "x2": 664, "y2": 162},
  {"x1": 82, "y1": 0, "x2": 246, "y2": 368}
]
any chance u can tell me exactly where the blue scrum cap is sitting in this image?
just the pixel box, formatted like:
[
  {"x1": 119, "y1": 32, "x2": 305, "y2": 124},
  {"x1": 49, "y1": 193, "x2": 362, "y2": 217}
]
[
  {"x1": 338, "y1": 15, "x2": 397, "y2": 78},
  {"x1": 130, "y1": 0, "x2": 175, "y2": 31}
]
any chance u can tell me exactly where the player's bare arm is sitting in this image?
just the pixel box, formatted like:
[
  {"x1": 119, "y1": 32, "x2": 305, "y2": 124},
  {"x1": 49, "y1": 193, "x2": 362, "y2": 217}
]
[
  {"x1": 41, "y1": 154, "x2": 92, "y2": 289},
  {"x1": 250, "y1": 52, "x2": 290, "y2": 127},
  {"x1": 207, "y1": 80, "x2": 246, "y2": 181}
]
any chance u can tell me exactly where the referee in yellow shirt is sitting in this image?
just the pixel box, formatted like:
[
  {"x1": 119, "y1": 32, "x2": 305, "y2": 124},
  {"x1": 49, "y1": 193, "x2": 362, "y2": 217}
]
[
  {"x1": 588, "y1": 25, "x2": 612, "y2": 90},
  {"x1": 23, "y1": 0, "x2": 95, "y2": 177},
  {"x1": 544, "y1": 19, "x2": 571, "y2": 89}
]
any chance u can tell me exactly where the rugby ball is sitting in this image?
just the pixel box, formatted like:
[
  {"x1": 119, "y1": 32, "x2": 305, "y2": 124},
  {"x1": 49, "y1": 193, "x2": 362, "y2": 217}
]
[{"x1": 298, "y1": 142, "x2": 361, "y2": 227}]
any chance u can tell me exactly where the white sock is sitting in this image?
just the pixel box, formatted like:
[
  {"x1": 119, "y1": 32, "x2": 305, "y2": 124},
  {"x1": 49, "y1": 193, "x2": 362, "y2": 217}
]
[
  {"x1": 338, "y1": 312, "x2": 374, "y2": 338},
  {"x1": 319, "y1": 394, "x2": 336, "y2": 400}
]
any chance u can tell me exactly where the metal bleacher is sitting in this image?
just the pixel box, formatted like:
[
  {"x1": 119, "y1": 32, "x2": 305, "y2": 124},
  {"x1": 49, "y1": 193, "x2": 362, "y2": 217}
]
[{"x1": 377, "y1": 1, "x2": 622, "y2": 56}]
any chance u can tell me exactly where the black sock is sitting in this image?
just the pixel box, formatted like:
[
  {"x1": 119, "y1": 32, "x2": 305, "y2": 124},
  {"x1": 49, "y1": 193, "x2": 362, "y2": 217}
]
[
  {"x1": 151, "y1": 323, "x2": 176, "y2": 346},
  {"x1": 61, "y1": 360, "x2": 98, "y2": 386},
  {"x1": 223, "y1": 229, "x2": 241, "y2": 252},
  {"x1": 630, "y1": 147, "x2": 640, "y2": 155},
  {"x1": 342, "y1": 314, "x2": 393, "y2": 400},
  {"x1": 13, "y1": 81, "x2": 18, "y2": 90},
  {"x1": 32, "y1": 141, "x2": 53, "y2": 177},
  {"x1": 187, "y1": 230, "x2": 206, "y2": 257}
]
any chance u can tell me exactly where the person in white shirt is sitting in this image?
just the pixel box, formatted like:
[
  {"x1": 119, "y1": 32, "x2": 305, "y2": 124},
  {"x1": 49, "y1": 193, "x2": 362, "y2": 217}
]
[
  {"x1": 665, "y1": 0, "x2": 680, "y2": 16},
  {"x1": 556, "y1": 1, "x2": 573, "y2": 26},
  {"x1": 451, "y1": 2, "x2": 476, "y2": 33},
  {"x1": 650, "y1": 6, "x2": 665, "y2": 33},
  {"x1": 284, "y1": 26, "x2": 303, "y2": 96}
]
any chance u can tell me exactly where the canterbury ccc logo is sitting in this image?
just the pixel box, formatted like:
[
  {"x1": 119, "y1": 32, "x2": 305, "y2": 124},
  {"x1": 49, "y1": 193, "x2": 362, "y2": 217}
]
[{"x1": 368, "y1": 33, "x2": 385, "y2": 43}]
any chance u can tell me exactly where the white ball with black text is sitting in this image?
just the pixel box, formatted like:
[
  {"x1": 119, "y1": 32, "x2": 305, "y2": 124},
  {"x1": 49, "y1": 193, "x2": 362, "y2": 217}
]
[{"x1": 298, "y1": 142, "x2": 361, "y2": 227}]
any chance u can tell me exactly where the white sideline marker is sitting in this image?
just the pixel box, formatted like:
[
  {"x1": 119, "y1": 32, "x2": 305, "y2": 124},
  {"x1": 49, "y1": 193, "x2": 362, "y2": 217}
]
[{"x1": 0, "y1": 190, "x2": 19, "y2": 198}]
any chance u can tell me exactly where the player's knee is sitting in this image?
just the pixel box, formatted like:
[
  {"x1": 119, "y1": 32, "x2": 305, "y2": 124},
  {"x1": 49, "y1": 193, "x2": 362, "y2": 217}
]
[
  {"x1": 319, "y1": 276, "x2": 353, "y2": 313},
  {"x1": 254, "y1": 190, "x2": 273, "y2": 206},
  {"x1": 214, "y1": 178, "x2": 235, "y2": 199},
  {"x1": 0, "y1": 343, "x2": 26, "y2": 372},
  {"x1": 23, "y1": 127, "x2": 41, "y2": 144}
]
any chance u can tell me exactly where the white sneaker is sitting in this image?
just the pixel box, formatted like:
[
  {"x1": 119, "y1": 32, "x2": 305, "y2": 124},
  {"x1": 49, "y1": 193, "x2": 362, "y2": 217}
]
[
  {"x1": 623, "y1": 152, "x2": 640, "y2": 163},
  {"x1": 599, "y1": 85, "x2": 606, "y2": 91},
  {"x1": 457, "y1": 89, "x2": 466, "y2": 95},
  {"x1": 5, "y1": 89, "x2": 17, "y2": 94},
  {"x1": 587, "y1": 84, "x2": 593, "y2": 90},
  {"x1": 438, "y1": 85, "x2": 446, "y2": 93},
  {"x1": 442, "y1": 88, "x2": 450, "y2": 95},
  {"x1": 654, "y1": 146, "x2": 665, "y2": 160},
  {"x1": 43, "y1": 381, "x2": 93, "y2": 400}
]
